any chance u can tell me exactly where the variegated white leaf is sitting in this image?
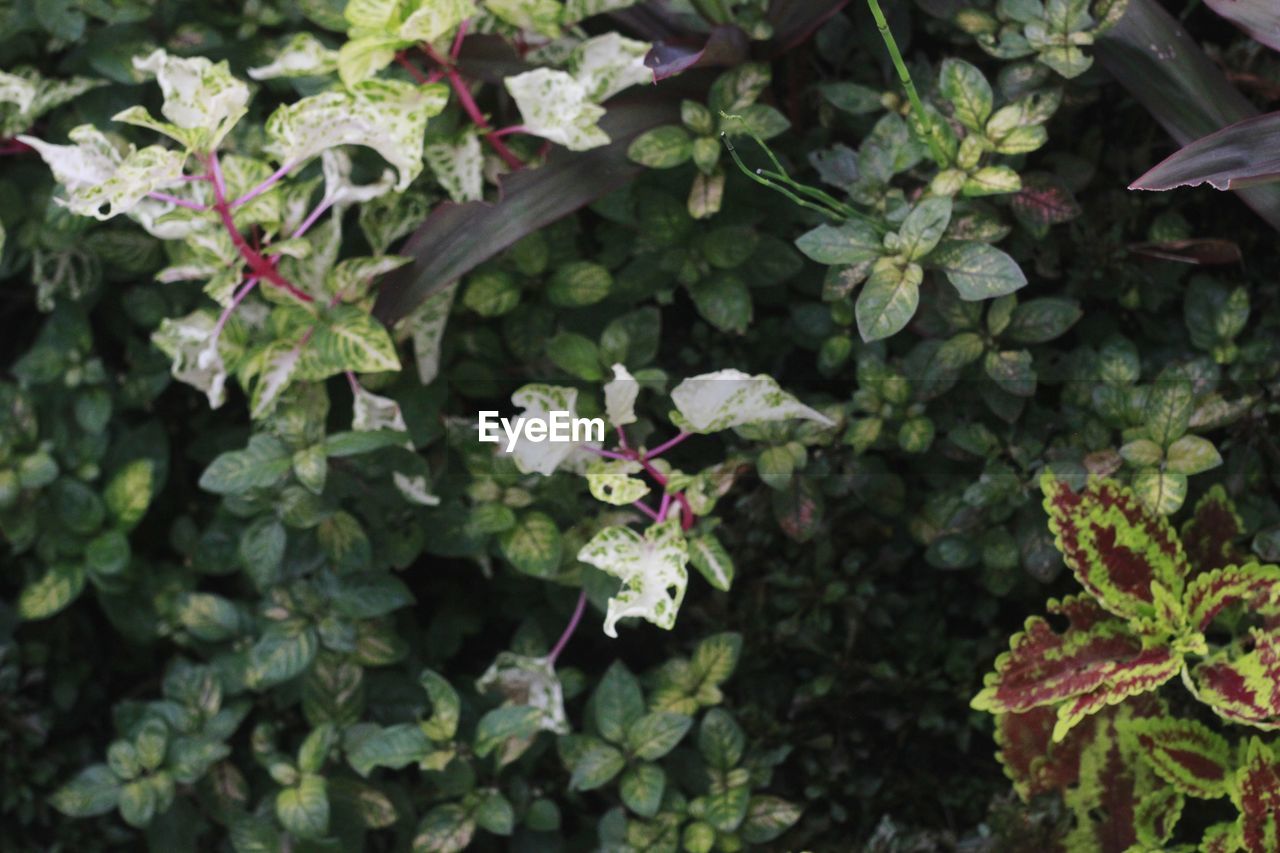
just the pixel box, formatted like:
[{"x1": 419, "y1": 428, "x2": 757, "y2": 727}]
[
  {"x1": 0, "y1": 70, "x2": 37, "y2": 112},
  {"x1": 265, "y1": 80, "x2": 448, "y2": 190},
  {"x1": 425, "y1": 131, "x2": 484, "y2": 203},
  {"x1": 603, "y1": 362, "x2": 638, "y2": 427},
  {"x1": 475, "y1": 652, "x2": 570, "y2": 734},
  {"x1": 586, "y1": 458, "x2": 649, "y2": 506},
  {"x1": 344, "y1": 0, "x2": 401, "y2": 29},
  {"x1": 503, "y1": 384, "x2": 582, "y2": 476},
  {"x1": 248, "y1": 33, "x2": 340, "y2": 80},
  {"x1": 152, "y1": 310, "x2": 229, "y2": 408},
  {"x1": 0, "y1": 69, "x2": 104, "y2": 137},
  {"x1": 504, "y1": 68, "x2": 609, "y2": 151},
  {"x1": 247, "y1": 344, "x2": 302, "y2": 419},
  {"x1": 117, "y1": 50, "x2": 249, "y2": 151},
  {"x1": 398, "y1": 281, "x2": 457, "y2": 385},
  {"x1": 670, "y1": 369, "x2": 835, "y2": 434},
  {"x1": 484, "y1": 0, "x2": 563, "y2": 36},
  {"x1": 577, "y1": 519, "x2": 689, "y2": 638},
  {"x1": 400, "y1": 0, "x2": 478, "y2": 42},
  {"x1": 562, "y1": 0, "x2": 640, "y2": 24},
  {"x1": 570, "y1": 33, "x2": 650, "y2": 102},
  {"x1": 352, "y1": 385, "x2": 409, "y2": 433},
  {"x1": 321, "y1": 148, "x2": 397, "y2": 212}
]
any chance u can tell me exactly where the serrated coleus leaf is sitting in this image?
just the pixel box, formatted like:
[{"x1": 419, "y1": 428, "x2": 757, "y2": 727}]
[
  {"x1": 265, "y1": 80, "x2": 448, "y2": 190},
  {"x1": 604, "y1": 363, "x2": 639, "y2": 428},
  {"x1": 425, "y1": 132, "x2": 483, "y2": 203},
  {"x1": 1042, "y1": 473, "x2": 1191, "y2": 624},
  {"x1": 1122, "y1": 715, "x2": 1232, "y2": 798},
  {"x1": 397, "y1": 280, "x2": 457, "y2": 385},
  {"x1": 577, "y1": 518, "x2": 689, "y2": 638},
  {"x1": 1234, "y1": 738, "x2": 1280, "y2": 853},
  {"x1": 995, "y1": 705, "x2": 1092, "y2": 801},
  {"x1": 505, "y1": 69, "x2": 609, "y2": 151},
  {"x1": 670, "y1": 369, "x2": 835, "y2": 434},
  {"x1": 152, "y1": 310, "x2": 230, "y2": 408},
  {"x1": 568, "y1": 33, "x2": 650, "y2": 102},
  {"x1": 1062, "y1": 700, "x2": 1184, "y2": 852},
  {"x1": 1182, "y1": 485, "x2": 1247, "y2": 574},
  {"x1": 1183, "y1": 564, "x2": 1280, "y2": 634},
  {"x1": 971, "y1": 596, "x2": 1180, "y2": 741},
  {"x1": 585, "y1": 458, "x2": 649, "y2": 506},
  {"x1": 1188, "y1": 629, "x2": 1280, "y2": 730},
  {"x1": 115, "y1": 50, "x2": 249, "y2": 151},
  {"x1": 20, "y1": 126, "x2": 186, "y2": 220},
  {"x1": 475, "y1": 652, "x2": 570, "y2": 735},
  {"x1": 248, "y1": 34, "x2": 341, "y2": 80}
]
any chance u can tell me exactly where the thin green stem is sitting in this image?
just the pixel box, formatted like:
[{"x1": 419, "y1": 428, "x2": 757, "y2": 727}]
[
  {"x1": 864, "y1": 0, "x2": 948, "y2": 167},
  {"x1": 723, "y1": 135, "x2": 847, "y2": 221}
]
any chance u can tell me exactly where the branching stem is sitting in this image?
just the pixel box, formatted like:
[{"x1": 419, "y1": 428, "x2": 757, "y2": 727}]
[
  {"x1": 864, "y1": 0, "x2": 948, "y2": 166},
  {"x1": 547, "y1": 590, "x2": 588, "y2": 666}
]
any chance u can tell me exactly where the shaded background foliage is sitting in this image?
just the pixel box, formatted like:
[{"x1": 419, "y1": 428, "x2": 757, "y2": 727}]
[{"x1": 4, "y1": 0, "x2": 1280, "y2": 850}]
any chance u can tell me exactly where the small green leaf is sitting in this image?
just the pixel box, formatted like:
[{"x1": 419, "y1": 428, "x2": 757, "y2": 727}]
[
  {"x1": 103, "y1": 459, "x2": 154, "y2": 529},
  {"x1": 346, "y1": 724, "x2": 432, "y2": 777},
  {"x1": 569, "y1": 741, "x2": 626, "y2": 791},
  {"x1": 413, "y1": 803, "x2": 475, "y2": 853},
  {"x1": 1165, "y1": 435, "x2": 1222, "y2": 476},
  {"x1": 688, "y1": 533, "x2": 734, "y2": 591},
  {"x1": 200, "y1": 435, "x2": 292, "y2": 495},
  {"x1": 474, "y1": 790, "x2": 515, "y2": 836},
  {"x1": 547, "y1": 332, "x2": 603, "y2": 380},
  {"x1": 795, "y1": 220, "x2": 882, "y2": 265},
  {"x1": 930, "y1": 240, "x2": 1027, "y2": 300},
  {"x1": 620, "y1": 763, "x2": 666, "y2": 818},
  {"x1": 698, "y1": 708, "x2": 745, "y2": 770},
  {"x1": 50, "y1": 764, "x2": 119, "y2": 817},
  {"x1": 499, "y1": 511, "x2": 563, "y2": 578},
  {"x1": 626, "y1": 712, "x2": 693, "y2": 760},
  {"x1": 276, "y1": 774, "x2": 329, "y2": 840},
  {"x1": 898, "y1": 197, "x2": 953, "y2": 261},
  {"x1": 939, "y1": 58, "x2": 993, "y2": 131},
  {"x1": 856, "y1": 258, "x2": 922, "y2": 341},
  {"x1": 627, "y1": 126, "x2": 693, "y2": 169},
  {"x1": 332, "y1": 572, "x2": 415, "y2": 619},
  {"x1": 594, "y1": 661, "x2": 645, "y2": 744},
  {"x1": 548, "y1": 262, "x2": 612, "y2": 307},
  {"x1": 19, "y1": 563, "x2": 85, "y2": 620}
]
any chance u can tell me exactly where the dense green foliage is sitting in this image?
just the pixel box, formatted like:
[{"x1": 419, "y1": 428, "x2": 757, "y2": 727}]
[{"x1": 4, "y1": 0, "x2": 1280, "y2": 850}]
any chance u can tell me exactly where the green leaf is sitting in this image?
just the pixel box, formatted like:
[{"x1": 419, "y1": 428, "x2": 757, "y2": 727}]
[
  {"x1": 420, "y1": 669, "x2": 461, "y2": 741},
  {"x1": 856, "y1": 257, "x2": 922, "y2": 341},
  {"x1": 939, "y1": 59, "x2": 993, "y2": 131},
  {"x1": 1165, "y1": 435, "x2": 1222, "y2": 476},
  {"x1": 474, "y1": 790, "x2": 515, "y2": 836},
  {"x1": 19, "y1": 563, "x2": 85, "y2": 620},
  {"x1": 983, "y1": 349, "x2": 1036, "y2": 397},
  {"x1": 474, "y1": 705, "x2": 544, "y2": 758},
  {"x1": 898, "y1": 197, "x2": 953, "y2": 261},
  {"x1": 620, "y1": 763, "x2": 666, "y2": 818},
  {"x1": 626, "y1": 712, "x2": 693, "y2": 760},
  {"x1": 721, "y1": 104, "x2": 790, "y2": 140},
  {"x1": 413, "y1": 803, "x2": 475, "y2": 853},
  {"x1": 627, "y1": 126, "x2": 693, "y2": 168},
  {"x1": 1004, "y1": 297, "x2": 1082, "y2": 343},
  {"x1": 705, "y1": 782, "x2": 751, "y2": 833},
  {"x1": 929, "y1": 240, "x2": 1027, "y2": 300},
  {"x1": 1145, "y1": 380, "x2": 1194, "y2": 446},
  {"x1": 332, "y1": 572, "x2": 415, "y2": 619},
  {"x1": 691, "y1": 632, "x2": 742, "y2": 688},
  {"x1": 689, "y1": 273, "x2": 752, "y2": 334},
  {"x1": 276, "y1": 774, "x2": 328, "y2": 841},
  {"x1": 346, "y1": 724, "x2": 431, "y2": 777},
  {"x1": 794, "y1": 220, "x2": 882, "y2": 265},
  {"x1": 688, "y1": 532, "x2": 735, "y2": 591},
  {"x1": 248, "y1": 627, "x2": 318, "y2": 688},
  {"x1": 199, "y1": 435, "x2": 291, "y2": 495},
  {"x1": 308, "y1": 306, "x2": 401, "y2": 376},
  {"x1": 548, "y1": 261, "x2": 612, "y2": 307},
  {"x1": 818, "y1": 81, "x2": 882, "y2": 115},
  {"x1": 118, "y1": 778, "x2": 157, "y2": 828},
  {"x1": 50, "y1": 764, "x2": 119, "y2": 817},
  {"x1": 499, "y1": 511, "x2": 563, "y2": 578},
  {"x1": 547, "y1": 332, "x2": 603, "y2": 380},
  {"x1": 569, "y1": 740, "x2": 626, "y2": 791},
  {"x1": 103, "y1": 459, "x2": 154, "y2": 529},
  {"x1": 739, "y1": 795, "x2": 803, "y2": 844},
  {"x1": 698, "y1": 708, "x2": 745, "y2": 770},
  {"x1": 239, "y1": 517, "x2": 285, "y2": 583},
  {"x1": 594, "y1": 661, "x2": 644, "y2": 743}
]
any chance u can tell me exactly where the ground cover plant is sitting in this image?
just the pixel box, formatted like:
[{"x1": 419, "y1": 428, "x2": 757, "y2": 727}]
[{"x1": 5, "y1": 0, "x2": 1280, "y2": 850}]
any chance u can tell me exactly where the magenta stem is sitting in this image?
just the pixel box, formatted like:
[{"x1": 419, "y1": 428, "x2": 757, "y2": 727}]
[
  {"x1": 584, "y1": 446, "x2": 632, "y2": 461},
  {"x1": 292, "y1": 197, "x2": 334, "y2": 240},
  {"x1": 345, "y1": 371, "x2": 360, "y2": 394},
  {"x1": 658, "y1": 492, "x2": 672, "y2": 521},
  {"x1": 488, "y1": 125, "x2": 528, "y2": 139},
  {"x1": 230, "y1": 160, "x2": 296, "y2": 209},
  {"x1": 616, "y1": 426, "x2": 629, "y2": 450},
  {"x1": 645, "y1": 431, "x2": 692, "y2": 460},
  {"x1": 213, "y1": 277, "x2": 259, "y2": 340},
  {"x1": 631, "y1": 500, "x2": 661, "y2": 522},
  {"x1": 147, "y1": 191, "x2": 206, "y2": 211},
  {"x1": 547, "y1": 589, "x2": 588, "y2": 665},
  {"x1": 450, "y1": 19, "x2": 470, "y2": 60}
]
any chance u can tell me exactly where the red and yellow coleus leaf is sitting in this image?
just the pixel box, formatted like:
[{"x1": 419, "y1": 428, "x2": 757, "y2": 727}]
[
  {"x1": 1062, "y1": 699, "x2": 1184, "y2": 852},
  {"x1": 1233, "y1": 738, "x2": 1280, "y2": 853},
  {"x1": 1183, "y1": 564, "x2": 1280, "y2": 634},
  {"x1": 1121, "y1": 715, "x2": 1233, "y2": 799},
  {"x1": 971, "y1": 599, "x2": 1180, "y2": 741},
  {"x1": 1182, "y1": 485, "x2": 1247, "y2": 575},
  {"x1": 1188, "y1": 629, "x2": 1280, "y2": 730},
  {"x1": 1201, "y1": 822, "x2": 1244, "y2": 853},
  {"x1": 1042, "y1": 473, "x2": 1190, "y2": 625}
]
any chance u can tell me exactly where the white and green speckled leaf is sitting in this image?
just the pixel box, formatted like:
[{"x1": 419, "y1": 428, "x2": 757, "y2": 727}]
[
  {"x1": 562, "y1": 0, "x2": 641, "y2": 24},
  {"x1": 248, "y1": 34, "x2": 340, "y2": 80},
  {"x1": 604, "y1": 363, "x2": 638, "y2": 427},
  {"x1": 485, "y1": 0, "x2": 562, "y2": 36},
  {"x1": 0, "y1": 70, "x2": 37, "y2": 112},
  {"x1": 265, "y1": 80, "x2": 448, "y2": 190},
  {"x1": 505, "y1": 69, "x2": 608, "y2": 151},
  {"x1": 308, "y1": 305, "x2": 402, "y2": 375},
  {"x1": 569, "y1": 33, "x2": 651, "y2": 102},
  {"x1": 586, "y1": 458, "x2": 650, "y2": 506},
  {"x1": 578, "y1": 519, "x2": 689, "y2": 638},
  {"x1": 401, "y1": 0, "x2": 478, "y2": 42},
  {"x1": 117, "y1": 50, "x2": 249, "y2": 151},
  {"x1": 426, "y1": 131, "x2": 484, "y2": 203},
  {"x1": 670, "y1": 369, "x2": 834, "y2": 434},
  {"x1": 152, "y1": 310, "x2": 229, "y2": 408},
  {"x1": 503, "y1": 384, "x2": 581, "y2": 475},
  {"x1": 475, "y1": 652, "x2": 570, "y2": 735},
  {"x1": 344, "y1": 0, "x2": 401, "y2": 29},
  {"x1": 326, "y1": 254, "x2": 412, "y2": 302},
  {"x1": 20, "y1": 126, "x2": 186, "y2": 220},
  {"x1": 688, "y1": 532, "x2": 734, "y2": 591},
  {"x1": 352, "y1": 385, "x2": 409, "y2": 433},
  {"x1": 245, "y1": 343, "x2": 302, "y2": 420},
  {"x1": 337, "y1": 34, "x2": 402, "y2": 88},
  {"x1": 0, "y1": 69, "x2": 103, "y2": 137},
  {"x1": 399, "y1": 280, "x2": 458, "y2": 385}
]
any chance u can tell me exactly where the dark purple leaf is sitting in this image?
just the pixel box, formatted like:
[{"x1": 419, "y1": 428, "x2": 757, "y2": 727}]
[
  {"x1": 1128, "y1": 239, "x2": 1243, "y2": 265},
  {"x1": 1129, "y1": 111, "x2": 1280, "y2": 191},
  {"x1": 767, "y1": 0, "x2": 852, "y2": 53},
  {"x1": 1096, "y1": 0, "x2": 1280, "y2": 232},
  {"x1": 1204, "y1": 0, "x2": 1280, "y2": 52},
  {"x1": 644, "y1": 25, "x2": 749, "y2": 82},
  {"x1": 372, "y1": 95, "x2": 679, "y2": 326}
]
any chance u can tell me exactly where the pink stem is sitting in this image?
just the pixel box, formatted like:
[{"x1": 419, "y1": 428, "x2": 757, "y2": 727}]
[
  {"x1": 658, "y1": 492, "x2": 672, "y2": 521},
  {"x1": 181, "y1": 174, "x2": 211, "y2": 182},
  {"x1": 230, "y1": 161, "x2": 296, "y2": 209},
  {"x1": 488, "y1": 125, "x2": 528, "y2": 139},
  {"x1": 292, "y1": 197, "x2": 333, "y2": 240},
  {"x1": 445, "y1": 69, "x2": 525, "y2": 169},
  {"x1": 631, "y1": 500, "x2": 661, "y2": 522},
  {"x1": 645, "y1": 431, "x2": 692, "y2": 460},
  {"x1": 147, "y1": 191, "x2": 206, "y2": 211},
  {"x1": 426, "y1": 70, "x2": 446, "y2": 84},
  {"x1": 547, "y1": 590, "x2": 587, "y2": 665},
  {"x1": 583, "y1": 446, "x2": 632, "y2": 461},
  {"x1": 616, "y1": 426, "x2": 629, "y2": 450},
  {"x1": 637, "y1": 458, "x2": 695, "y2": 529},
  {"x1": 213, "y1": 277, "x2": 259, "y2": 340},
  {"x1": 395, "y1": 52, "x2": 429, "y2": 84},
  {"x1": 450, "y1": 19, "x2": 470, "y2": 60},
  {"x1": 345, "y1": 371, "x2": 360, "y2": 394}
]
